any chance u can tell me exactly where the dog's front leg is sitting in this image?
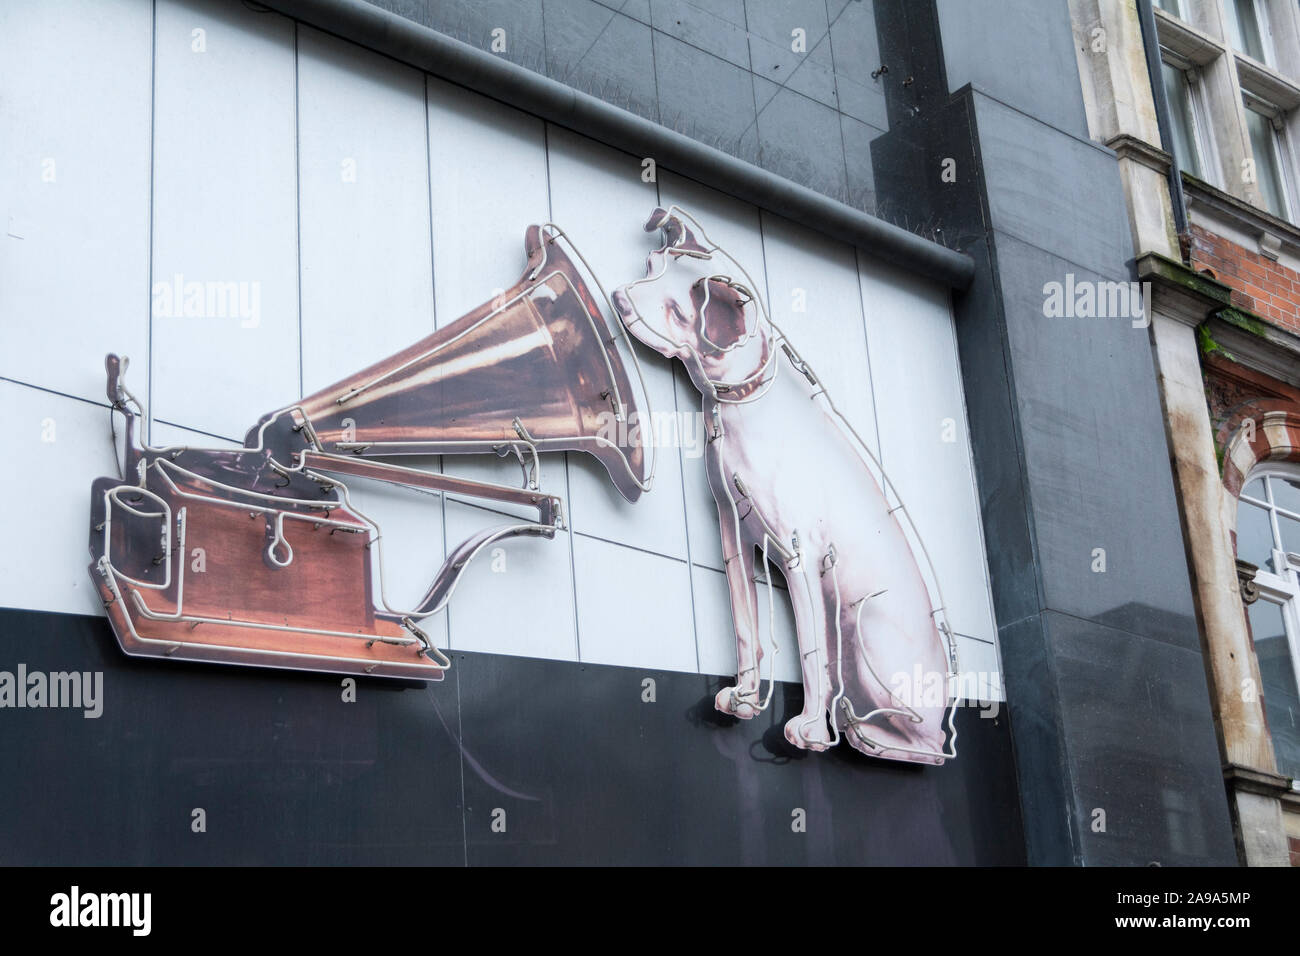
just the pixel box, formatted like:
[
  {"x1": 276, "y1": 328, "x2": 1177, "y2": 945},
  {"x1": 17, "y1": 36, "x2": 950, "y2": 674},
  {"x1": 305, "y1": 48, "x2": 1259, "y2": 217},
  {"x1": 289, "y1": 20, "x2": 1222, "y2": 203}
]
[
  {"x1": 714, "y1": 503, "x2": 764, "y2": 720},
  {"x1": 784, "y1": 552, "x2": 836, "y2": 752}
]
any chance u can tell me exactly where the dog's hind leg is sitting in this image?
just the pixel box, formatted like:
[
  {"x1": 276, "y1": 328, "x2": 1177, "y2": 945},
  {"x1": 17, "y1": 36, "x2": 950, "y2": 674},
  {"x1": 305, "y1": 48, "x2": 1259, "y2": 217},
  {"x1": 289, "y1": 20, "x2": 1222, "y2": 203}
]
[
  {"x1": 782, "y1": 544, "x2": 836, "y2": 752},
  {"x1": 713, "y1": 505, "x2": 765, "y2": 719},
  {"x1": 834, "y1": 587, "x2": 952, "y2": 765}
]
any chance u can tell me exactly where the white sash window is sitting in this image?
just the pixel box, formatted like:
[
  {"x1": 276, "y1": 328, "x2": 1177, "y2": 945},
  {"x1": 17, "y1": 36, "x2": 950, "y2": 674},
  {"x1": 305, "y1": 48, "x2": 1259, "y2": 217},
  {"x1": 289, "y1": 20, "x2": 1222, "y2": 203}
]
[{"x1": 1238, "y1": 468, "x2": 1300, "y2": 778}]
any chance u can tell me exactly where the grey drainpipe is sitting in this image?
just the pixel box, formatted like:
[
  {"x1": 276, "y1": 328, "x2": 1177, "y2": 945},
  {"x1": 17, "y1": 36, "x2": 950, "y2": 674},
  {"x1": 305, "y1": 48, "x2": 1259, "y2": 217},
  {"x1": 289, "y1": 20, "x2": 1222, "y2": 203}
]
[
  {"x1": 1137, "y1": 0, "x2": 1190, "y2": 234},
  {"x1": 260, "y1": 0, "x2": 974, "y2": 290}
]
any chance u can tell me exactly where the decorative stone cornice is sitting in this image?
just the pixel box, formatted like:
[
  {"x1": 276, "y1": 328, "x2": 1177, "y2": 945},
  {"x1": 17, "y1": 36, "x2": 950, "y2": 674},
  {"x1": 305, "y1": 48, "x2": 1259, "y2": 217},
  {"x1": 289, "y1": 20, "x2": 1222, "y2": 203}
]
[
  {"x1": 1223, "y1": 761, "x2": 1294, "y2": 798},
  {"x1": 1184, "y1": 177, "x2": 1300, "y2": 256},
  {"x1": 1136, "y1": 251, "x2": 1233, "y2": 327},
  {"x1": 1105, "y1": 133, "x2": 1172, "y2": 175},
  {"x1": 1153, "y1": 9, "x2": 1224, "y2": 66},
  {"x1": 1137, "y1": 250, "x2": 1300, "y2": 385},
  {"x1": 1235, "y1": 54, "x2": 1300, "y2": 111},
  {"x1": 1208, "y1": 307, "x2": 1300, "y2": 389},
  {"x1": 1258, "y1": 231, "x2": 1283, "y2": 262}
]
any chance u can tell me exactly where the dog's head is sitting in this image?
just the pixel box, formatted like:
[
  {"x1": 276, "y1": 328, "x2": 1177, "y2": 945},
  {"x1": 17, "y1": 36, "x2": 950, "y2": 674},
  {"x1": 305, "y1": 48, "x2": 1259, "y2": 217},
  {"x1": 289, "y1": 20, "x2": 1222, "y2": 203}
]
[{"x1": 612, "y1": 207, "x2": 766, "y2": 372}]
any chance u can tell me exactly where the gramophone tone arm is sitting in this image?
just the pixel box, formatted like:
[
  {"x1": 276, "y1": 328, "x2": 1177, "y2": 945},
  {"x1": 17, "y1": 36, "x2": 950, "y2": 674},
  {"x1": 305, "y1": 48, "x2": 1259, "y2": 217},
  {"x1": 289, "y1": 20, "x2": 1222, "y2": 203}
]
[{"x1": 298, "y1": 452, "x2": 559, "y2": 527}]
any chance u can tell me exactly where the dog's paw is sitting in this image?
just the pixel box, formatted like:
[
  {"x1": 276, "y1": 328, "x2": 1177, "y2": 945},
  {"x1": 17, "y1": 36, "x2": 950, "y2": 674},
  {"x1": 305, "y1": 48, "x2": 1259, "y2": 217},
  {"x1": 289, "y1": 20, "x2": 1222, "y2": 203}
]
[
  {"x1": 714, "y1": 686, "x2": 758, "y2": 719},
  {"x1": 784, "y1": 713, "x2": 834, "y2": 752},
  {"x1": 841, "y1": 715, "x2": 947, "y2": 765}
]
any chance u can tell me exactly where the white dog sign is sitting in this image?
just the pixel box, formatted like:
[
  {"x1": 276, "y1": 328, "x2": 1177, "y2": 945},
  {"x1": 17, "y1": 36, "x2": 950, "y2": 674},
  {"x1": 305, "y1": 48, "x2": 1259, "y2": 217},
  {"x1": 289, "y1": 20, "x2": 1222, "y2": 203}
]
[{"x1": 612, "y1": 207, "x2": 959, "y2": 764}]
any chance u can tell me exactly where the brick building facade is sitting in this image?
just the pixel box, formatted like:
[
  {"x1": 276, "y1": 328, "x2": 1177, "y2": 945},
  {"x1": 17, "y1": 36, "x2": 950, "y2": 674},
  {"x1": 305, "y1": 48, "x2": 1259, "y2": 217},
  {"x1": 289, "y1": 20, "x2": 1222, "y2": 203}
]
[
  {"x1": 1074, "y1": 0, "x2": 1300, "y2": 864},
  {"x1": 1188, "y1": 223, "x2": 1300, "y2": 334}
]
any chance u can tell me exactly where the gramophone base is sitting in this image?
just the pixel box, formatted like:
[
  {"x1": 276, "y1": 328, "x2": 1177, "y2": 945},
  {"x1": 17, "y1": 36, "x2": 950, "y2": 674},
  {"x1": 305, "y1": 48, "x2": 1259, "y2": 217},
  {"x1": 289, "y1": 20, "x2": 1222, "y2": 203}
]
[{"x1": 91, "y1": 561, "x2": 447, "y2": 681}]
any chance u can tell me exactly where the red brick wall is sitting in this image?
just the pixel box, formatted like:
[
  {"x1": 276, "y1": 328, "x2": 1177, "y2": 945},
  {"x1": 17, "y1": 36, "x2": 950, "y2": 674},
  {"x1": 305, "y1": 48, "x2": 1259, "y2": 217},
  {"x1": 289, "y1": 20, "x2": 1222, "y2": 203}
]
[
  {"x1": 1290, "y1": 835, "x2": 1300, "y2": 867},
  {"x1": 1187, "y1": 225, "x2": 1300, "y2": 335}
]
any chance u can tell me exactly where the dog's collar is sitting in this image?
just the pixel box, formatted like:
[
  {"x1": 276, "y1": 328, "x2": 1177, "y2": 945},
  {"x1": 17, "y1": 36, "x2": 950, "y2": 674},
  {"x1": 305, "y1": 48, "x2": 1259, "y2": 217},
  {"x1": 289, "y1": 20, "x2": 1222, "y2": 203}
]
[{"x1": 708, "y1": 338, "x2": 774, "y2": 403}]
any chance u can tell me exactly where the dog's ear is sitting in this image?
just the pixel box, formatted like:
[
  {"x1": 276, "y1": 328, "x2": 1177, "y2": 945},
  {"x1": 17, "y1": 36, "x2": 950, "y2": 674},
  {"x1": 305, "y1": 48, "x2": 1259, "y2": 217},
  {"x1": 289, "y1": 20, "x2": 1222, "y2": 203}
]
[
  {"x1": 643, "y1": 207, "x2": 672, "y2": 233},
  {"x1": 690, "y1": 277, "x2": 751, "y2": 351},
  {"x1": 646, "y1": 208, "x2": 711, "y2": 258}
]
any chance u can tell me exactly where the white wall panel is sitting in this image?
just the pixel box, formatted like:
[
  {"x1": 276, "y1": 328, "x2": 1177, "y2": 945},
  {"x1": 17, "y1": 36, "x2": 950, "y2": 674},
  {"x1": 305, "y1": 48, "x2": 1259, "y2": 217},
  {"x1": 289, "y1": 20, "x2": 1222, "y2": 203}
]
[
  {"x1": 148, "y1": 420, "x2": 239, "y2": 449},
  {"x1": 0, "y1": 382, "x2": 128, "y2": 617},
  {"x1": 693, "y1": 565, "x2": 800, "y2": 683},
  {"x1": 442, "y1": 500, "x2": 577, "y2": 661},
  {"x1": 150, "y1": 0, "x2": 298, "y2": 440},
  {"x1": 297, "y1": 28, "x2": 434, "y2": 395},
  {"x1": 954, "y1": 636, "x2": 1004, "y2": 701},
  {"x1": 0, "y1": 0, "x2": 152, "y2": 404},
  {"x1": 427, "y1": 79, "x2": 549, "y2": 322},
  {"x1": 572, "y1": 535, "x2": 696, "y2": 672},
  {"x1": 545, "y1": 125, "x2": 688, "y2": 561},
  {"x1": 759, "y1": 213, "x2": 880, "y2": 457},
  {"x1": 858, "y1": 252, "x2": 999, "y2": 648},
  {"x1": 425, "y1": 77, "x2": 554, "y2": 514},
  {"x1": 293, "y1": 28, "x2": 450, "y2": 649}
]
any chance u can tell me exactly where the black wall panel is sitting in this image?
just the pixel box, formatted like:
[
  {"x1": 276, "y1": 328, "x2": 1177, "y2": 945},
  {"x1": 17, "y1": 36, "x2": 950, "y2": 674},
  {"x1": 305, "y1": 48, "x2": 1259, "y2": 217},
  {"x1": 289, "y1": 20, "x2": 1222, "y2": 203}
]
[{"x1": 0, "y1": 608, "x2": 1024, "y2": 865}]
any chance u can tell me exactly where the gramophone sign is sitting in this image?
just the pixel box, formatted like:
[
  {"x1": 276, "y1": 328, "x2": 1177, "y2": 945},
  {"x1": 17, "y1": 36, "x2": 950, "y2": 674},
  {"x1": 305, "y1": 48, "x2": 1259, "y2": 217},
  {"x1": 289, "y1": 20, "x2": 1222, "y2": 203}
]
[
  {"x1": 88, "y1": 225, "x2": 651, "y2": 680},
  {"x1": 87, "y1": 211, "x2": 962, "y2": 765}
]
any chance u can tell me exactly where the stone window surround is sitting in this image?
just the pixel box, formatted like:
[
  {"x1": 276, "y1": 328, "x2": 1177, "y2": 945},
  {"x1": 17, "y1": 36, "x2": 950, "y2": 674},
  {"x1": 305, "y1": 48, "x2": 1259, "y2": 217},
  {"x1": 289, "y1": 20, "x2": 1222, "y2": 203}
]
[
  {"x1": 1154, "y1": 2, "x2": 1300, "y2": 223},
  {"x1": 1222, "y1": 404, "x2": 1300, "y2": 501},
  {"x1": 1221, "y1": 409, "x2": 1300, "y2": 804},
  {"x1": 1160, "y1": 48, "x2": 1221, "y2": 186}
]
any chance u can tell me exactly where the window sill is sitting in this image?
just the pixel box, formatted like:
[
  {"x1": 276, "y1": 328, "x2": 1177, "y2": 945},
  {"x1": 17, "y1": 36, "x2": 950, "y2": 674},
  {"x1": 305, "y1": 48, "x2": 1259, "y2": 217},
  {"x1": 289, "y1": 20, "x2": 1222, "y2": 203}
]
[{"x1": 1183, "y1": 173, "x2": 1300, "y2": 244}]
